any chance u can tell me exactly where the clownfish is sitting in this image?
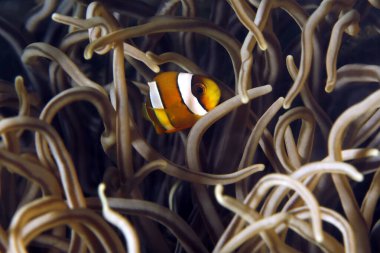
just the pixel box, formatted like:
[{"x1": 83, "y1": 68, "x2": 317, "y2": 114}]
[{"x1": 144, "y1": 72, "x2": 221, "y2": 134}]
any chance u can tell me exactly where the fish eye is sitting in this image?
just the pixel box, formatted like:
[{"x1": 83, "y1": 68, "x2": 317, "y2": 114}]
[{"x1": 193, "y1": 83, "x2": 206, "y2": 96}]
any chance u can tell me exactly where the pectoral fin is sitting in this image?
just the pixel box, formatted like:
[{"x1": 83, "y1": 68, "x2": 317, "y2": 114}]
[{"x1": 145, "y1": 105, "x2": 176, "y2": 134}]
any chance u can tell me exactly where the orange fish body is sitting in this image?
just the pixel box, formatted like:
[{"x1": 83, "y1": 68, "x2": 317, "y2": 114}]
[{"x1": 144, "y1": 72, "x2": 221, "y2": 134}]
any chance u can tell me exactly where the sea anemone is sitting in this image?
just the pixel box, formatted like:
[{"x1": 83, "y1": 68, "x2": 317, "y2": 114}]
[{"x1": 0, "y1": 0, "x2": 380, "y2": 252}]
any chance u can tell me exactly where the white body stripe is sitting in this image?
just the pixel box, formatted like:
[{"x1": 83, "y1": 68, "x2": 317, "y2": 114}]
[
  {"x1": 177, "y1": 73, "x2": 208, "y2": 116},
  {"x1": 148, "y1": 81, "x2": 164, "y2": 109}
]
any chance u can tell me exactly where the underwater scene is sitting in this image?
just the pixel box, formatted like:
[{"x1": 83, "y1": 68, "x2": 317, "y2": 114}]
[{"x1": 0, "y1": 0, "x2": 380, "y2": 252}]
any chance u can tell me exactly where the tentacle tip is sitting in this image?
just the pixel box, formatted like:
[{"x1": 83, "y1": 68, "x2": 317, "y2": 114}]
[
  {"x1": 15, "y1": 76, "x2": 24, "y2": 82},
  {"x1": 316, "y1": 234, "x2": 324, "y2": 243},
  {"x1": 283, "y1": 101, "x2": 291, "y2": 109},
  {"x1": 152, "y1": 66, "x2": 160, "y2": 73},
  {"x1": 51, "y1": 13, "x2": 59, "y2": 21},
  {"x1": 98, "y1": 182, "x2": 110, "y2": 210},
  {"x1": 346, "y1": 24, "x2": 360, "y2": 37},
  {"x1": 264, "y1": 84, "x2": 273, "y2": 91},
  {"x1": 98, "y1": 182, "x2": 106, "y2": 195},
  {"x1": 258, "y1": 42, "x2": 268, "y2": 51},
  {"x1": 257, "y1": 164, "x2": 266, "y2": 171},
  {"x1": 214, "y1": 185, "x2": 224, "y2": 204},
  {"x1": 84, "y1": 49, "x2": 94, "y2": 60},
  {"x1": 240, "y1": 95, "x2": 249, "y2": 104},
  {"x1": 325, "y1": 82, "x2": 335, "y2": 93},
  {"x1": 354, "y1": 173, "x2": 364, "y2": 182},
  {"x1": 286, "y1": 55, "x2": 294, "y2": 60},
  {"x1": 15, "y1": 76, "x2": 25, "y2": 93}
]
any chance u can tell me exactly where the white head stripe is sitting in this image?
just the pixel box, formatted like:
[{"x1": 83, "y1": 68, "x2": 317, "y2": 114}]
[
  {"x1": 177, "y1": 73, "x2": 208, "y2": 116},
  {"x1": 148, "y1": 81, "x2": 164, "y2": 109}
]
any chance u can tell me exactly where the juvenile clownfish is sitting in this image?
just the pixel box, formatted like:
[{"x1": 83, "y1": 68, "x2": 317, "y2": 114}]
[{"x1": 144, "y1": 72, "x2": 221, "y2": 134}]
